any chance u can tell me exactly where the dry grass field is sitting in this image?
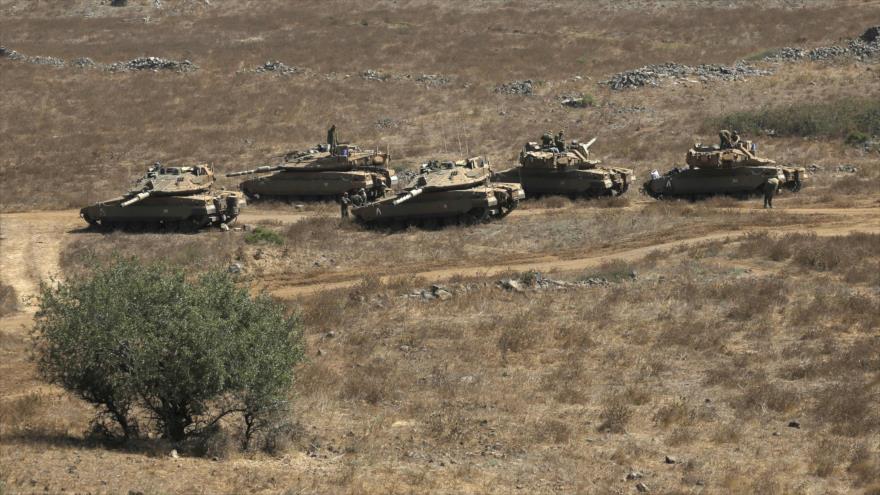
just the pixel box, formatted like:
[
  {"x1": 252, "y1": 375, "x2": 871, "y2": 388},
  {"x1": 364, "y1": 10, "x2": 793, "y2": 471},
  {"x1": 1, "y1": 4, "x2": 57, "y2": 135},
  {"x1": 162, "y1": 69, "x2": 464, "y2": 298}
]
[{"x1": 1, "y1": 1, "x2": 879, "y2": 494}]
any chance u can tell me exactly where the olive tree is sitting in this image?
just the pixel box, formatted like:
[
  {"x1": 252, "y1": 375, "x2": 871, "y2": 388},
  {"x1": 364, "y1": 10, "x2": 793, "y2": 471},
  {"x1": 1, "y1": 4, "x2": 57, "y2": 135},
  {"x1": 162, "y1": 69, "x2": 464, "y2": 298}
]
[{"x1": 33, "y1": 259, "x2": 305, "y2": 445}]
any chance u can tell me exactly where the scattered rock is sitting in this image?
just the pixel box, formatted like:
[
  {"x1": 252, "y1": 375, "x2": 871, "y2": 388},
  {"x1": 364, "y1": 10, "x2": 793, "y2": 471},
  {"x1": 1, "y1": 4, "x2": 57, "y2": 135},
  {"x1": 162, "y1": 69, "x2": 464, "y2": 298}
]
[
  {"x1": 495, "y1": 80, "x2": 534, "y2": 95},
  {"x1": 836, "y1": 165, "x2": 858, "y2": 173},
  {"x1": 361, "y1": 69, "x2": 391, "y2": 81},
  {"x1": 626, "y1": 471, "x2": 643, "y2": 480},
  {"x1": 763, "y1": 27, "x2": 880, "y2": 63},
  {"x1": 636, "y1": 482, "x2": 650, "y2": 493},
  {"x1": 559, "y1": 93, "x2": 593, "y2": 108},
  {"x1": 110, "y1": 0, "x2": 128, "y2": 6},
  {"x1": 227, "y1": 262, "x2": 243, "y2": 274},
  {"x1": 664, "y1": 455, "x2": 677, "y2": 464},
  {"x1": 788, "y1": 420, "x2": 801, "y2": 429},
  {"x1": 415, "y1": 73, "x2": 451, "y2": 87},
  {"x1": 604, "y1": 62, "x2": 771, "y2": 90},
  {"x1": 432, "y1": 285, "x2": 453, "y2": 301},
  {"x1": 169, "y1": 449, "x2": 179, "y2": 459},
  {"x1": 72, "y1": 57, "x2": 97, "y2": 68},
  {"x1": 499, "y1": 278, "x2": 526, "y2": 292},
  {"x1": 255, "y1": 60, "x2": 304, "y2": 75},
  {"x1": 2, "y1": 47, "x2": 199, "y2": 73},
  {"x1": 109, "y1": 56, "x2": 197, "y2": 72},
  {"x1": 375, "y1": 118, "x2": 408, "y2": 129}
]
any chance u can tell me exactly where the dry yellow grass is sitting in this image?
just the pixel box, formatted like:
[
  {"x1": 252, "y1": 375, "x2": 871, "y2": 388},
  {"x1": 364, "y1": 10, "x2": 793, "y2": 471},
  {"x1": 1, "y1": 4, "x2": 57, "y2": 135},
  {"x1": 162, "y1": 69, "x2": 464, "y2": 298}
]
[
  {"x1": 2, "y1": 1, "x2": 880, "y2": 494},
  {"x1": 3, "y1": 230, "x2": 878, "y2": 493},
  {"x1": 1, "y1": 1, "x2": 878, "y2": 211}
]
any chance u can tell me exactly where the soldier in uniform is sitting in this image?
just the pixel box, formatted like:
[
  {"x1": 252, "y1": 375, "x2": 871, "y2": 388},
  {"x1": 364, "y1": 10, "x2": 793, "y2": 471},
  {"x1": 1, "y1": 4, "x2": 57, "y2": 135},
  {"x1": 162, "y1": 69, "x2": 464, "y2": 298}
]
[
  {"x1": 763, "y1": 178, "x2": 779, "y2": 209},
  {"x1": 541, "y1": 131, "x2": 553, "y2": 148},
  {"x1": 554, "y1": 130, "x2": 566, "y2": 151},
  {"x1": 340, "y1": 192, "x2": 351, "y2": 218},
  {"x1": 730, "y1": 130, "x2": 742, "y2": 149},
  {"x1": 373, "y1": 179, "x2": 387, "y2": 199},
  {"x1": 719, "y1": 129, "x2": 732, "y2": 149},
  {"x1": 327, "y1": 124, "x2": 338, "y2": 152},
  {"x1": 356, "y1": 187, "x2": 368, "y2": 206}
]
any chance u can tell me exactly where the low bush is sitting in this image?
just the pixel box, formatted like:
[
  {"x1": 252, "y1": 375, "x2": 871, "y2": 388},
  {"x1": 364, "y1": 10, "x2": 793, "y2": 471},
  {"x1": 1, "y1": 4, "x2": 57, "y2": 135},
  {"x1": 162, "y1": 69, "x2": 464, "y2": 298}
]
[
  {"x1": 598, "y1": 397, "x2": 632, "y2": 433},
  {"x1": 33, "y1": 258, "x2": 305, "y2": 447},
  {"x1": 245, "y1": 226, "x2": 284, "y2": 245}
]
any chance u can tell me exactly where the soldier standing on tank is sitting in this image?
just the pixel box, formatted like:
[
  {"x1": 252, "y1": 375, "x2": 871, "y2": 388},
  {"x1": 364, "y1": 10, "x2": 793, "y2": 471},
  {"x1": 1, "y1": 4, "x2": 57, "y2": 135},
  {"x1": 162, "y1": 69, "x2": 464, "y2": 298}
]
[
  {"x1": 719, "y1": 130, "x2": 732, "y2": 149},
  {"x1": 541, "y1": 131, "x2": 553, "y2": 148},
  {"x1": 763, "y1": 178, "x2": 779, "y2": 209},
  {"x1": 555, "y1": 130, "x2": 566, "y2": 151},
  {"x1": 730, "y1": 130, "x2": 742, "y2": 149},
  {"x1": 340, "y1": 192, "x2": 351, "y2": 218},
  {"x1": 327, "y1": 124, "x2": 338, "y2": 153}
]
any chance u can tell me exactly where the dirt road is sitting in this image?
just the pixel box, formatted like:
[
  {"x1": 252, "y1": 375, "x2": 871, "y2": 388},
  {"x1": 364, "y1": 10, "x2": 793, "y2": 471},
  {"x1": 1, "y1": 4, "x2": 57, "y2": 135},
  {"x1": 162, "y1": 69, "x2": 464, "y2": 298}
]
[
  {"x1": 0, "y1": 208, "x2": 312, "y2": 311},
  {"x1": 265, "y1": 212, "x2": 880, "y2": 298},
  {"x1": 2, "y1": 204, "x2": 878, "y2": 307}
]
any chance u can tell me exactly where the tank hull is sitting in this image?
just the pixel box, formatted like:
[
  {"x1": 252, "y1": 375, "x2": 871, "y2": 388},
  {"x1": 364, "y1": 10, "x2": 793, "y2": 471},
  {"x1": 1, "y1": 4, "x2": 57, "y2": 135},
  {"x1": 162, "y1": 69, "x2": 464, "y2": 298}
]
[
  {"x1": 496, "y1": 166, "x2": 632, "y2": 197},
  {"x1": 352, "y1": 184, "x2": 524, "y2": 226},
  {"x1": 643, "y1": 166, "x2": 785, "y2": 199},
  {"x1": 80, "y1": 191, "x2": 245, "y2": 230},
  {"x1": 239, "y1": 170, "x2": 388, "y2": 199}
]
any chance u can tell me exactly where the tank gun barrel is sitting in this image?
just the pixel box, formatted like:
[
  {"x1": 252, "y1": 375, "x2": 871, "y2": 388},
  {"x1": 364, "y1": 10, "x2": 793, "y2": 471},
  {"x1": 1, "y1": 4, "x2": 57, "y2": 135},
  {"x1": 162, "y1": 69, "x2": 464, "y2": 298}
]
[
  {"x1": 392, "y1": 188, "x2": 423, "y2": 205},
  {"x1": 225, "y1": 165, "x2": 283, "y2": 177},
  {"x1": 583, "y1": 137, "x2": 597, "y2": 149},
  {"x1": 121, "y1": 191, "x2": 151, "y2": 207}
]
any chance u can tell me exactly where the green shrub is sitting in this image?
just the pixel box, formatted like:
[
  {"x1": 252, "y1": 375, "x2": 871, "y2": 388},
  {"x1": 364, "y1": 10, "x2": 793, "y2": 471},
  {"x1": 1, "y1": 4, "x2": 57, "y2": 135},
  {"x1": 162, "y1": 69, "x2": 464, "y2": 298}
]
[
  {"x1": 245, "y1": 226, "x2": 284, "y2": 245},
  {"x1": 33, "y1": 258, "x2": 305, "y2": 446},
  {"x1": 708, "y1": 98, "x2": 880, "y2": 139},
  {"x1": 845, "y1": 131, "x2": 870, "y2": 146}
]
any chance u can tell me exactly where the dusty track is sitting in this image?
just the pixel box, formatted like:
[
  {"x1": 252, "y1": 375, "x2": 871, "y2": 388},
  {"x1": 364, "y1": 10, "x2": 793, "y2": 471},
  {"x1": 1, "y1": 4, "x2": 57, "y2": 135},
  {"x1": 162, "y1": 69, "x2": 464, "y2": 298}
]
[
  {"x1": 0, "y1": 208, "x2": 312, "y2": 311},
  {"x1": 263, "y1": 209, "x2": 880, "y2": 298},
  {"x1": 1, "y1": 204, "x2": 878, "y2": 306}
]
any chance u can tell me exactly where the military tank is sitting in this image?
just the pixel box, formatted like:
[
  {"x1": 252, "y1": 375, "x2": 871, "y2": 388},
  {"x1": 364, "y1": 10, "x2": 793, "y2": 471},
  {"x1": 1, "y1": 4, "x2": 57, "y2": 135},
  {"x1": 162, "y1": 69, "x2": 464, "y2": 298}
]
[
  {"x1": 227, "y1": 143, "x2": 396, "y2": 202},
  {"x1": 80, "y1": 163, "x2": 245, "y2": 231},
  {"x1": 642, "y1": 135, "x2": 792, "y2": 200},
  {"x1": 493, "y1": 136, "x2": 634, "y2": 197},
  {"x1": 351, "y1": 156, "x2": 525, "y2": 227}
]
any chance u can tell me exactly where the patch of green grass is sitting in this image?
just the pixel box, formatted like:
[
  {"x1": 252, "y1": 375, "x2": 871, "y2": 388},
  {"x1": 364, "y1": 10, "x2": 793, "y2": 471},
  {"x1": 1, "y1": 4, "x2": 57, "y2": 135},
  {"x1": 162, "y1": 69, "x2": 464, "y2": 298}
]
[
  {"x1": 245, "y1": 226, "x2": 284, "y2": 245},
  {"x1": 707, "y1": 98, "x2": 880, "y2": 139}
]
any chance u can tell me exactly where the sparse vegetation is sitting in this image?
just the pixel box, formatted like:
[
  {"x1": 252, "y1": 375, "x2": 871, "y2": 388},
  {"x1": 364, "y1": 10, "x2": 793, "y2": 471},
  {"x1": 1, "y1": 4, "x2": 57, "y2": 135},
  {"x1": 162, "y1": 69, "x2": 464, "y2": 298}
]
[
  {"x1": 33, "y1": 258, "x2": 304, "y2": 446},
  {"x1": 245, "y1": 226, "x2": 284, "y2": 245},
  {"x1": 2, "y1": 1, "x2": 880, "y2": 493},
  {"x1": 709, "y1": 98, "x2": 880, "y2": 140}
]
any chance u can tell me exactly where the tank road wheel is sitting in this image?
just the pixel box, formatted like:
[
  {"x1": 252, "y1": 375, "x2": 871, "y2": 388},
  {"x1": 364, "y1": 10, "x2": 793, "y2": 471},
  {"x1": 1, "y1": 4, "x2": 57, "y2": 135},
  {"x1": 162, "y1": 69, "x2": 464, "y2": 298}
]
[
  {"x1": 465, "y1": 208, "x2": 489, "y2": 225},
  {"x1": 615, "y1": 182, "x2": 629, "y2": 196}
]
